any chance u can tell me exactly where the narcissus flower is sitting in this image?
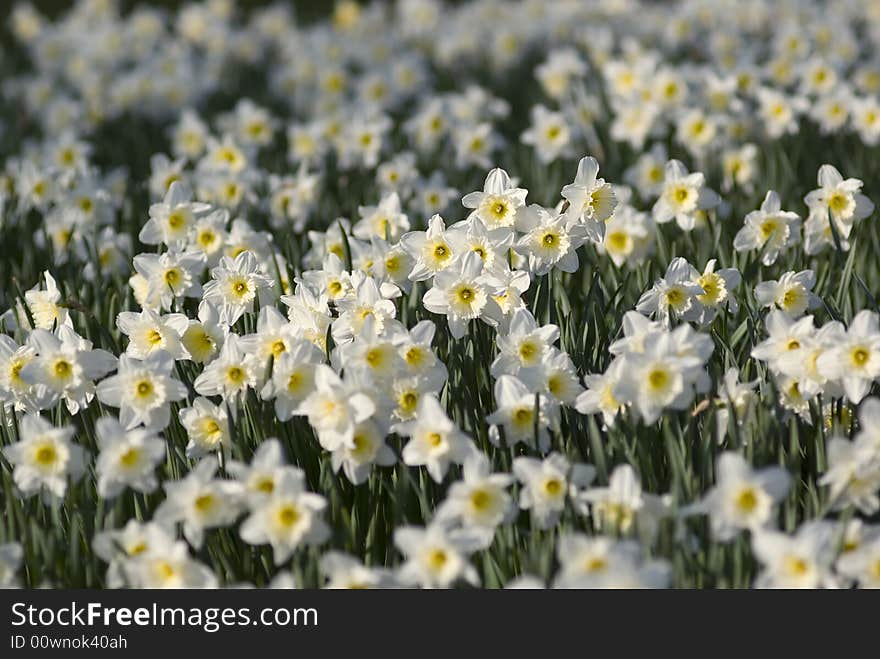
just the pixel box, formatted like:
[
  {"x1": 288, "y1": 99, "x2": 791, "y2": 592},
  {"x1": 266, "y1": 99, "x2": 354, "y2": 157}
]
[
  {"x1": 94, "y1": 416, "x2": 166, "y2": 498},
  {"x1": 683, "y1": 452, "x2": 791, "y2": 541},
  {"x1": 2, "y1": 415, "x2": 85, "y2": 500},
  {"x1": 461, "y1": 168, "x2": 527, "y2": 231},
  {"x1": 97, "y1": 351, "x2": 187, "y2": 432},
  {"x1": 239, "y1": 469, "x2": 329, "y2": 564},
  {"x1": 652, "y1": 160, "x2": 720, "y2": 231},
  {"x1": 733, "y1": 190, "x2": 802, "y2": 265}
]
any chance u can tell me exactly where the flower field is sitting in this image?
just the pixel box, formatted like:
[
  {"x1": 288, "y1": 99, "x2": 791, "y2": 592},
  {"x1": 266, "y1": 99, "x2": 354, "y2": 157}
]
[{"x1": 1, "y1": 0, "x2": 880, "y2": 589}]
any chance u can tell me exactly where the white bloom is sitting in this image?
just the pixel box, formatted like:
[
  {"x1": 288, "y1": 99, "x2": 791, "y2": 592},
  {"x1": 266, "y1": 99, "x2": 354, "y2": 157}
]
[
  {"x1": 97, "y1": 351, "x2": 187, "y2": 432},
  {"x1": 321, "y1": 551, "x2": 397, "y2": 589},
  {"x1": 0, "y1": 543, "x2": 24, "y2": 587},
  {"x1": 21, "y1": 326, "x2": 116, "y2": 414},
  {"x1": 2, "y1": 414, "x2": 86, "y2": 499},
  {"x1": 193, "y1": 334, "x2": 260, "y2": 410},
  {"x1": 751, "y1": 521, "x2": 838, "y2": 589},
  {"x1": 421, "y1": 251, "x2": 504, "y2": 339},
  {"x1": 117, "y1": 308, "x2": 190, "y2": 360},
  {"x1": 513, "y1": 205, "x2": 587, "y2": 275},
  {"x1": 154, "y1": 457, "x2": 245, "y2": 549},
  {"x1": 239, "y1": 470, "x2": 329, "y2": 564},
  {"x1": 636, "y1": 257, "x2": 704, "y2": 327},
  {"x1": 328, "y1": 418, "x2": 396, "y2": 485},
  {"x1": 461, "y1": 168, "x2": 527, "y2": 230},
  {"x1": 227, "y1": 438, "x2": 295, "y2": 506},
  {"x1": 353, "y1": 191, "x2": 410, "y2": 241},
  {"x1": 92, "y1": 520, "x2": 177, "y2": 588},
  {"x1": 393, "y1": 522, "x2": 480, "y2": 589},
  {"x1": 554, "y1": 534, "x2": 669, "y2": 589},
  {"x1": 435, "y1": 453, "x2": 514, "y2": 544},
  {"x1": 816, "y1": 310, "x2": 880, "y2": 403},
  {"x1": 652, "y1": 160, "x2": 720, "y2": 231},
  {"x1": 139, "y1": 181, "x2": 210, "y2": 248},
  {"x1": 575, "y1": 358, "x2": 628, "y2": 428},
  {"x1": 486, "y1": 374, "x2": 557, "y2": 452},
  {"x1": 733, "y1": 191, "x2": 801, "y2": 265},
  {"x1": 615, "y1": 332, "x2": 708, "y2": 425},
  {"x1": 260, "y1": 340, "x2": 324, "y2": 421},
  {"x1": 560, "y1": 156, "x2": 617, "y2": 242},
  {"x1": 94, "y1": 416, "x2": 166, "y2": 498},
  {"x1": 295, "y1": 365, "x2": 376, "y2": 452},
  {"x1": 400, "y1": 214, "x2": 461, "y2": 282},
  {"x1": 804, "y1": 164, "x2": 874, "y2": 243},
  {"x1": 577, "y1": 464, "x2": 669, "y2": 541},
  {"x1": 24, "y1": 271, "x2": 70, "y2": 330},
  {"x1": 520, "y1": 104, "x2": 573, "y2": 164},
  {"x1": 512, "y1": 452, "x2": 595, "y2": 529},
  {"x1": 201, "y1": 250, "x2": 275, "y2": 326},
  {"x1": 754, "y1": 270, "x2": 820, "y2": 318},
  {"x1": 684, "y1": 452, "x2": 791, "y2": 541},
  {"x1": 179, "y1": 397, "x2": 231, "y2": 458},
  {"x1": 395, "y1": 394, "x2": 474, "y2": 483}
]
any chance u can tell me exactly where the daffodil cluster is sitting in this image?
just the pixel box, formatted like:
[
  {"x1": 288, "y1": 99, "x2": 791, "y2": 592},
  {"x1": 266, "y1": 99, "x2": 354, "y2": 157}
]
[{"x1": 1, "y1": 0, "x2": 880, "y2": 590}]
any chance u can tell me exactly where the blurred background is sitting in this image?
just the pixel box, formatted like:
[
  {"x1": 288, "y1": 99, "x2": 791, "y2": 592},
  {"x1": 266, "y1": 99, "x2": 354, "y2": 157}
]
[{"x1": 0, "y1": 0, "x2": 347, "y2": 25}]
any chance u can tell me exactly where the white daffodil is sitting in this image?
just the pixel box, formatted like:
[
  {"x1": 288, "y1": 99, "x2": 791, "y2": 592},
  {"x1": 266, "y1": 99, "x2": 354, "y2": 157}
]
[
  {"x1": 21, "y1": 326, "x2": 116, "y2": 414},
  {"x1": 97, "y1": 351, "x2": 187, "y2": 432},
  {"x1": 132, "y1": 249, "x2": 204, "y2": 311},
  {"x1": 260, "y1": 340, "x2": 324, "y2": 421},
  {"x1": 804, "y1": 163, "x2": 874, "y2": 246},
  {"x1": 179, "y1": 397, "x2": 231, "y2": 459},
  {"x1": 751, "y1": 521, "x2": 838, "y2": 589},
  {"x1": 2, "y1": 414, "x2": 86, "y2": 500},
  {"x1": 94, "y1": 416, "x2": 166, "y2": 499},
  {"x1": 614, "y1": 332, "x2": 706, "y2": 425},
  {"x1": 321, "y1": 551, "x2": 397, "y2": 589},
  {"x1": 399, "y1": 214, "x2": 461, "y2": 282},
  {"x1": 512, "y1": 452, "x2": 595, "y2": 529},
  {"x1": 553, "y1": 534, "x2": 670, "y2": 589},
  {"x1": 520, "y1": 104, "x2": 573, "y2": 164},
  {"x1": 461, "y1": 167, "x2": 527, "y2": 230},
  {"x1": 353, "y1": 191, "x2": 410, "y2": 242},
  {"x1": 393, "y1": 521, "x2": 480, "y2": 589},
  {"x1": 116, "y1": 308, "x2": 190, "y2": 360},
  {"x1": 328, "y1": 418, "x2": 396, "y2": 485},
  {"x1": 490, "y1": 308, "x2": 559, "y2": 377},
  {"x1": 577, "y1": 464, "x2": 670, "y2": 541},
  {"x1": 434, "y1": 453, "x2": 514, "y2": 546},
  {"x1": 239, "y1": 469, "x2": 329, "y2": 564},
  {"x1": 395, "y1": 394, "x2": 475, "y2": 483},
  {"x1": 513, "y1": 204, "x2": 588, "y2": 275},
  {"x1": 683, "y1": 452, "x2": 791, "y2": 541},
  {"x1": 295, "y1": 364, "x2": 376, "y2": 452},
  {"x1": 561, "y1": 156, "x2": 617, "y2": 242},
  {"x1": 0, "y1": 335, "x2": 40, "y2": 413},
  {"x1": 139, "y1": 181, "x2": 210, "y2": 248},
  {"x1": 0, "y1": 543, "x2": 24, "y2": 587},
  {"x1": 816, "y1": 310, "x2": 880, "y2": 403},
  {"x1": 652, "y1": 159, "x2": 720, "y2": 231},
  {"x1": 733, "y1": 190, "x2": 802, "y2": 265},
  {"x1": 154, "y1": 457, "x2": 245, "y2": 549},
  {"x1": 201, "y1": 250, "x2": 275, "y2": 326},
  {"x1": 421, "y1": 251, "x2": 504, "y2": 339},
  {"x1": 24, "y1": 271, "x2": 70, "y2": 330},
  {"x1": 92, "y1": 520, "x2": 177, "y2": 588},
  {"x1": 636, "y1": 257, "x2": 705, "y2": 327},
  {"x1": 692, "y1": 259, "x2": 741, "y2": 324},
  {"x1": 575, "y1": 358, "x2": 628, "y2": 428},
  {"x1": 754, "y1": 270, "x2": 821, "y2": 318},
  {"x1": 486, "y1": 374, "x2": 557, "y2": 452},
  {"x1": 193, "y1": 333, "x2": 260, "y2": 410}
]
